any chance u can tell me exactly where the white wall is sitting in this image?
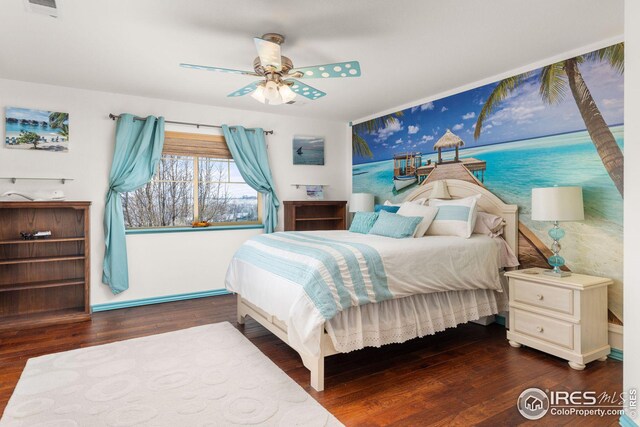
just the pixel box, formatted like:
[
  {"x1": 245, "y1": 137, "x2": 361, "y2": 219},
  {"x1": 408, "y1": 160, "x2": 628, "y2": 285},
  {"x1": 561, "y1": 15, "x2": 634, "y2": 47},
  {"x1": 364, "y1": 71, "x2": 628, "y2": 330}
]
[
  {"x1": 0, "y1": 78, "x2": 350, "y2": 305},
  {"x1": 624, "y1": 0, "x2": 640, "y2": 421}
]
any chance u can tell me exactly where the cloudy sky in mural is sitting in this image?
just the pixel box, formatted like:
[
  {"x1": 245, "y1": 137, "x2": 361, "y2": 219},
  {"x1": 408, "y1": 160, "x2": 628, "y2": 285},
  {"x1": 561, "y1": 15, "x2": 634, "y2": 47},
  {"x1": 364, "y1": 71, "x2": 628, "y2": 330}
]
[{"x1": 354, "y1": 60, "x2": 623, "y2": 163}]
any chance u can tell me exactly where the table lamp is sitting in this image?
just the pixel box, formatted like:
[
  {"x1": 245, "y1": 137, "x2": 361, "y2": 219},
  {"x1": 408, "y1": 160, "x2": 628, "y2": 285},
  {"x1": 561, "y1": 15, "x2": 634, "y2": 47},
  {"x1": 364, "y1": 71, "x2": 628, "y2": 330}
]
[
  {"x1": 531, "y1": 186, "x2": 584, "y2": 277},
  {"x1": 349, "y1": 193, "x2": 374, "y2": 213}
]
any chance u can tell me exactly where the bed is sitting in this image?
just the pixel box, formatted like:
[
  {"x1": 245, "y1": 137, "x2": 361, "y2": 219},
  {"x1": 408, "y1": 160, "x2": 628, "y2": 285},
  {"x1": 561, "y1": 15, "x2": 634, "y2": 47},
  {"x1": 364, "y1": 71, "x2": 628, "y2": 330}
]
[{"x1": 225, "y1": 179, "x2": 519, "y2": 391}]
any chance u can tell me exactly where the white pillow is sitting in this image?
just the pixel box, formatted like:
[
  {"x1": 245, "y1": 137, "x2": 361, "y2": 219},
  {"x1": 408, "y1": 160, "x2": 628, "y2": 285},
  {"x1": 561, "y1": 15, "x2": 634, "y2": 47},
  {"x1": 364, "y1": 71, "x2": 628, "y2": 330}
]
[
  {"x1": 474, "y1": 211, "x2": 506, "y2": 237},
  {"x1": 427, "y1": 195, "x2": 481, "y2": 238},
  {"x1": 384, "y1": 197, "x2": 427, "y2": 207},
  {"x1": 397, "y1": 202, "x2": 439, "y2": 237}
]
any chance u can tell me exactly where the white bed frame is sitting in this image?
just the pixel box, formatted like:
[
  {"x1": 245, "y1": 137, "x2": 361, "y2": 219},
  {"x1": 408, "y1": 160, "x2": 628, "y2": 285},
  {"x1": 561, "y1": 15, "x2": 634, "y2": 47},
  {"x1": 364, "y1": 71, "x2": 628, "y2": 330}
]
[{"x1": 236, "y1": 179, "x2": 518, "y2": 391}]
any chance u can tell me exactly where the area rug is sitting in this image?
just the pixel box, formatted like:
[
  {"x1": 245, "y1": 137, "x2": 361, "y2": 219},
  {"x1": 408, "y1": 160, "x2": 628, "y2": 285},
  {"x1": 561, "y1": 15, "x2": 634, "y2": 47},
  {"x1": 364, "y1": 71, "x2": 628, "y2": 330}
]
[{"x1": 0, "y1": 322, "x2": 342, "y2": 426}]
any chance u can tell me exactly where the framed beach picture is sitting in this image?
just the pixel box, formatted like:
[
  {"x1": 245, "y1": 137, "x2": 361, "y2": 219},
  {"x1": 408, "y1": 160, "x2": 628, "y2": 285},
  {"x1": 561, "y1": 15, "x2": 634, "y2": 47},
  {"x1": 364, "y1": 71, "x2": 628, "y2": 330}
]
[
  {"x1": 293, "y1": 135, "x2": 324, "y2": 165},
  {"x1": 5, "y1": 107, "x2": 69, "y2": 152}
]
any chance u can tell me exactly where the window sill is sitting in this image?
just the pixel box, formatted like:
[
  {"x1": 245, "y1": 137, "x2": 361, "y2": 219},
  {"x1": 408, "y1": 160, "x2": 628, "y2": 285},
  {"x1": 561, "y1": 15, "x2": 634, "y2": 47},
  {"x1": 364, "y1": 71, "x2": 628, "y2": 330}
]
[{"x1": 125, "y1": 224, "x2": 264, "y2": 235}]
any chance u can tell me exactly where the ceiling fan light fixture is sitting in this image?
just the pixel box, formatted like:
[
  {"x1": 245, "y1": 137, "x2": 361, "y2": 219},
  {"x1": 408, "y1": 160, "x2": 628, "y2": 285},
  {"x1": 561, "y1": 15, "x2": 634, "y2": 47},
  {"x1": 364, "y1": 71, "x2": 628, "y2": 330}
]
[
  {"x1": 251, "y1": 84, "x2": 266, "y2": 103},
  {"x1": 264, "y1": 80, "x2": 281, "y2": 103},
  {"x1": 279, "y1": 84, "x2": 296, "y2": 103},
  {"x1": 187, "y1": 32, "x2": 360, "y2": 105}
]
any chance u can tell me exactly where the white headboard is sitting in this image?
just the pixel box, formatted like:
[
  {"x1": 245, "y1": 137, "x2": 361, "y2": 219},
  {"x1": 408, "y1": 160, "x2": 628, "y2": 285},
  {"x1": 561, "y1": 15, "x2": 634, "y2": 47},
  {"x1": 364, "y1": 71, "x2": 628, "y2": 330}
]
[{"x1": 404, "y1": 179, "x2": 519, "y2": 256}]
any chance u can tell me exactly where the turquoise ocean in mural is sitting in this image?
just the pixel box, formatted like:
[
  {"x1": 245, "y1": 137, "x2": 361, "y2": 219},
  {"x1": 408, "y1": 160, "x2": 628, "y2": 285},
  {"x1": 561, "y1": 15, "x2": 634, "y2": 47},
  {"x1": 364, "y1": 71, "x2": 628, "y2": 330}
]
[{"x1": 353, "y1": 125, "x2": 624, "y2": 228}]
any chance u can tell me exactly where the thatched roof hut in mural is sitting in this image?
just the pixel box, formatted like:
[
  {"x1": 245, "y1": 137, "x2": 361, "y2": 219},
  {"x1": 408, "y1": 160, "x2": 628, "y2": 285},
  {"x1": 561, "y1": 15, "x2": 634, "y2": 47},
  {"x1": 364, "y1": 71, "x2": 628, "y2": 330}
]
[{"x1": 434, "y1": 129, "x2": 465, "y2": 164}]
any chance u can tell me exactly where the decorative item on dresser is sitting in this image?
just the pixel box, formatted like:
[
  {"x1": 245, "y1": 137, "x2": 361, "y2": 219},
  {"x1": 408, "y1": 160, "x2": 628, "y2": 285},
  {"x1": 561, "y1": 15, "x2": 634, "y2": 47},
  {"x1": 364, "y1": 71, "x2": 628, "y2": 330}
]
[
  {"x1": 283, "y1": 200, "x2": 347, "y2": 231},
  {"x1": 348, "y1": 193, "x2": 375, "y2": 213},
  {"x1": 505, "y1": 268, "x2": 611, "y2": 370},
  {"x1": 531, "y1": 186, "x2": 584, "y2": 277},
  {"x1": 0, "y1": 201, "x2": 91, "y2": 331}
]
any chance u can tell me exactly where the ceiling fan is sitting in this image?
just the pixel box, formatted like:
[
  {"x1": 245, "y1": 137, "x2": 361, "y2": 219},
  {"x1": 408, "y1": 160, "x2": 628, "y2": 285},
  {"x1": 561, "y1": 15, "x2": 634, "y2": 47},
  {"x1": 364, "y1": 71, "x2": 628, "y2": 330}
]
[{"x1": 180, "y1": 33, "x2": 361, "y2": 105}]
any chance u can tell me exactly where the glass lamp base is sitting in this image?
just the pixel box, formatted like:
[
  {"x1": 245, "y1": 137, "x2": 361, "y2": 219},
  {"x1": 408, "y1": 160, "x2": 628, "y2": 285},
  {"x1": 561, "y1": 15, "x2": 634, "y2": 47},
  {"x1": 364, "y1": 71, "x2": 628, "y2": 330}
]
[
  {"x1": 543, "y1": 269, "x2": 571, "y2": 278},
  {"x1": 545, "y1": 222, "x2": 571, "y2": 277}
]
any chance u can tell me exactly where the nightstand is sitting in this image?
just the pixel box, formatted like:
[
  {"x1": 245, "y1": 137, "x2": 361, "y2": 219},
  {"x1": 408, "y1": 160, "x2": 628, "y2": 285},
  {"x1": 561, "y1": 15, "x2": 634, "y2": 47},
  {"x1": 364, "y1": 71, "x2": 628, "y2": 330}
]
[{"x1": 505, "y1": 268, "x2": 611, "y2": 370}]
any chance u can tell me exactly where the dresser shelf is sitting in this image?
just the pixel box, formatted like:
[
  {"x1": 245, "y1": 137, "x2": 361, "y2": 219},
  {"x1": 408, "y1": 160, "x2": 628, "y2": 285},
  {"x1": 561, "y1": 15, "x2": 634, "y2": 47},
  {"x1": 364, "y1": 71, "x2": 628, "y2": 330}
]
[
  {"x1": 0, "y1": 201, "x2": 91, "y2": 330},
  {"x1": 284, "y1": 201, "x2": 347, "y2": 231},
  {"x1": 295, "y1": 217, "x2": 344, "y2": 222},
  {"x1": 0, "y1": 237, "x2": 85, "y2": 245},
  {"x1": 0, "y1": 255, "x2": 85, "y2": 266},
  {"x1": 0, "y1": 278, "x2": 86, "y2": 293}
]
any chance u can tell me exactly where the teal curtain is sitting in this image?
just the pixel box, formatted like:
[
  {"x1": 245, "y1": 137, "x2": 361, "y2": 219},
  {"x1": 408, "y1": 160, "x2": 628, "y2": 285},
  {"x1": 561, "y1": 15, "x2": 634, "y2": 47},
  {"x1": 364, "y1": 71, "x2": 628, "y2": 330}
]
[
  {"x1": 103, "y1": 114, "x2": 165, "y2": 294},
  {"x1": 222, "y1": 125, "x2": 279, "y2": 233}
]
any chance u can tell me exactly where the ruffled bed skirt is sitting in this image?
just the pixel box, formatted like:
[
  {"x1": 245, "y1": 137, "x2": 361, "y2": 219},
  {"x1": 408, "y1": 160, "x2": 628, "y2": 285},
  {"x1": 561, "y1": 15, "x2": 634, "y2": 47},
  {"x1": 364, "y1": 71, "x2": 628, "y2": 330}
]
[{"x1": 325, "y1": 275, "x2": 509, "y2": 353}]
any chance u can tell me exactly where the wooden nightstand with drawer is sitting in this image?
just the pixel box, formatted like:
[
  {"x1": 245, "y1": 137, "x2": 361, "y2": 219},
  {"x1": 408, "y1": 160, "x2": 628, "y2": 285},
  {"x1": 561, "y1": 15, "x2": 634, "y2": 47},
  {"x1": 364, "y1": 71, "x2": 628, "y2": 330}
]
[{"x1": 505, "y1": 268, "x2": 612, "y2": 370}]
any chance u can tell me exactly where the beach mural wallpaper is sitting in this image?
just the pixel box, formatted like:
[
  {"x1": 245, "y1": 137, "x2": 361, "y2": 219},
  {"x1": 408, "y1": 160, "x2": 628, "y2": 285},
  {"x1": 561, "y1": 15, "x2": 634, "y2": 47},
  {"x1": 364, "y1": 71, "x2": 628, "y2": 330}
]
[
  {"x1": 352, "y1": 42, "x2": 624, "y2": 323},
  {"x1": 5, "y1": 107, "x2": 69, "y2": 152}
]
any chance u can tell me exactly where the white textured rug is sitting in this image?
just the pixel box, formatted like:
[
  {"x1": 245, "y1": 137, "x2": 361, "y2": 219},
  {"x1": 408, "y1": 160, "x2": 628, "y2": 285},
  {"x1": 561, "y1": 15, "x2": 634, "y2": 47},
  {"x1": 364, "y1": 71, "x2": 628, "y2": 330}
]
[{"x1": 1, "y1": 322, "x2": 342, "y2": 427}]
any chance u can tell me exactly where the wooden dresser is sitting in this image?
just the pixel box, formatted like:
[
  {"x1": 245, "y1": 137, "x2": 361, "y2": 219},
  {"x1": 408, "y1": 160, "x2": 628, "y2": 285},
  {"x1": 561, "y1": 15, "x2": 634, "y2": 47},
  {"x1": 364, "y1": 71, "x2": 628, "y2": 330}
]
[
  {"x1": 0, "y1": 201, "x2": 91, "y2": 331},
  {"x1": 283, "y1": 200, "x2": 347, "y2": 231},
  {"x1": 505, "y1": 268, "x2": 611, "y2": 370}
]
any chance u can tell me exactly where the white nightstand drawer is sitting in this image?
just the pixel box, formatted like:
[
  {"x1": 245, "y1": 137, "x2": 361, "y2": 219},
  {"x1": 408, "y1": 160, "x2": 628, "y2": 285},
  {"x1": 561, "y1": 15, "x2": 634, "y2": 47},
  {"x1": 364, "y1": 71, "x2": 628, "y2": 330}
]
[
  {"x1": 512, "y1": 279, "x2": 574, "y2": 315},
  {"x1": 513, "y1": 309, "x2": 574, "y2": 349}
]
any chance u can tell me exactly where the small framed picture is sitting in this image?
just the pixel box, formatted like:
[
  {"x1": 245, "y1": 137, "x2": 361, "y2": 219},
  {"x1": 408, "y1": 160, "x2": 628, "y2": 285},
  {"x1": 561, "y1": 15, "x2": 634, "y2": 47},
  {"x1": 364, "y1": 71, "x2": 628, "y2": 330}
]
[
  {"x1": 293, "y1": 135, "x2": 324, "y2": 165},
  {"x1": 305, "y1": 185, "x2": 324, "y2": 200},
  {"x1": 5, "y1": 107, "x2": 69, "y2": 152}
]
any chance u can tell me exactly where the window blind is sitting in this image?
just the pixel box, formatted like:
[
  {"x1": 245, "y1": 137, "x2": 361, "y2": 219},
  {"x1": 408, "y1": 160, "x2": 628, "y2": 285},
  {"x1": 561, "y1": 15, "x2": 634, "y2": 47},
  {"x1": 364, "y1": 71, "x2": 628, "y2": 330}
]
[{"x1": 163, "y1": 131, "x2": 231, "y2": 159}]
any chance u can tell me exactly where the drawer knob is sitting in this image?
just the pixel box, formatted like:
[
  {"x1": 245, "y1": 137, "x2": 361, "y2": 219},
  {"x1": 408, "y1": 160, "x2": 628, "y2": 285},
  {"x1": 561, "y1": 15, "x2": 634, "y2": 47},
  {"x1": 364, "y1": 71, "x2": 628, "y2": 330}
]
[
  {"x1": 536, "y1": 294, "x2": 544, "y2": 300},
  {"x1": 536, "y1": 326, "x2": 544, "y2": 333}
]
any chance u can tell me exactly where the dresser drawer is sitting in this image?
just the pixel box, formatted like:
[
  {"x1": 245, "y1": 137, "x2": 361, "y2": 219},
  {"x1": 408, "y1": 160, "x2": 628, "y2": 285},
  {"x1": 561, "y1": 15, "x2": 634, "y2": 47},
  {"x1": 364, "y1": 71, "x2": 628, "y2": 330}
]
[
  {"x1": 512, "y1": 279, "x2": 574, "y2": 315},
  {"x1": 512, "y1": 309, "x2": 574, "y2": 349}
]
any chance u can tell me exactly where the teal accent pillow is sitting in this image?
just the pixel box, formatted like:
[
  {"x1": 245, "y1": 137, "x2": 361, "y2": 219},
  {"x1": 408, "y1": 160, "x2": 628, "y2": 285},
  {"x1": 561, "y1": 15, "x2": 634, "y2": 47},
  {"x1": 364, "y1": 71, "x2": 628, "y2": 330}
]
[
  {"x1": 374, "y1": 204, "x2": 400, "y2": 213},
  {"x1": 368, "y1": 210, "x2": 423, "y2": 239},
  {"x1": 349, "y1": 212, "x2": 379, "y2": 234}
]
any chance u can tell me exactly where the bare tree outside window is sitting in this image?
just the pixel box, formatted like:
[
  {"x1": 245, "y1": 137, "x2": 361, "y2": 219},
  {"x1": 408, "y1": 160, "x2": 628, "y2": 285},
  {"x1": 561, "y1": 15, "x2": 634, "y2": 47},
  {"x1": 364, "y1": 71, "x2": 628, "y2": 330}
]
[{"x1": 122, "y1": 155, "x2": 259, "y2": 228}]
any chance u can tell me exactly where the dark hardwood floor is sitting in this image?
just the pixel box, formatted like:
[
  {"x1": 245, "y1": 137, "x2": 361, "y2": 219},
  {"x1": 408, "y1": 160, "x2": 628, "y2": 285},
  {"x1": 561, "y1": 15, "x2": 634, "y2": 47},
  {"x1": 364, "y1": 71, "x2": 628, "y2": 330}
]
[{"x1": 0, "y1": 295, "x2": 622, "y2": 426}]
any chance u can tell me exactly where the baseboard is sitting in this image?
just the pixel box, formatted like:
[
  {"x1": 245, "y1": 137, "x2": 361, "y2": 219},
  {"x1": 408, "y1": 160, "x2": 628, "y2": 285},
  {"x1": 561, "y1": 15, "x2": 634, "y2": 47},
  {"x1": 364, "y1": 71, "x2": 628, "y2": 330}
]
[
  {"x1": 91, "y1": 289, "x2": 231, "y2": 312},
  {"x1": 609, "y1": 348, "x2": 623, "y2": 362},
  {"x1": 620, "y1": 414, "x2": 639, "y2": 427}
]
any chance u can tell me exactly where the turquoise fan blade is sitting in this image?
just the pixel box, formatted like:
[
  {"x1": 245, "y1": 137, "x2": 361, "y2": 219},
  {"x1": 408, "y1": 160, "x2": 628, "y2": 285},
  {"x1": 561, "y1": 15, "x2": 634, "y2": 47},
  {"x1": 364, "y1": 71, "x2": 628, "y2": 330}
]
[
  {"x1": 228, "y1": 81, "x2": 261, "y2": 97},
  {"x1": 286, "y1": 79, "x2": 327, "y2": 100},
  {"x1": 290, "y1": 61, "x2": 361, "y2": 78},
  {"x1": 180, "y1": 63, "x2": 256, "y2": 76}
]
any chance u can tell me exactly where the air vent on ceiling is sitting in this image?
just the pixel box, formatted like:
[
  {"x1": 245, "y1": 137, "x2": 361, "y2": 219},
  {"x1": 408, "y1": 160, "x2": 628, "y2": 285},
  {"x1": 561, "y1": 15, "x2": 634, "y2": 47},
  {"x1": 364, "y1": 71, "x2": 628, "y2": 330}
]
[{"x1": 24, "y1": 0, "x2": 58, "y2": 18}]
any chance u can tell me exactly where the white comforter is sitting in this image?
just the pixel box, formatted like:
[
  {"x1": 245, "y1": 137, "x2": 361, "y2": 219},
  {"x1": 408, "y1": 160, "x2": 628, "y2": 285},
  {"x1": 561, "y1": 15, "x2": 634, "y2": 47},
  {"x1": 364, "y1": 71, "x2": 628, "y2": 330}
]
[{"x1": 226, "y1": 231, "x2": 517, "y2": 356}]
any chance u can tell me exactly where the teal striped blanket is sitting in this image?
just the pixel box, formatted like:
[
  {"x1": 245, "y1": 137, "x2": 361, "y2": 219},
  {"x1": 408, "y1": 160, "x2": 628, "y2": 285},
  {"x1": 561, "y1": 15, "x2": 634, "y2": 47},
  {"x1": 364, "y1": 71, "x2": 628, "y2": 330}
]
[{"x1": 233, "y1": 232, "x2": 392, "y2": 320}]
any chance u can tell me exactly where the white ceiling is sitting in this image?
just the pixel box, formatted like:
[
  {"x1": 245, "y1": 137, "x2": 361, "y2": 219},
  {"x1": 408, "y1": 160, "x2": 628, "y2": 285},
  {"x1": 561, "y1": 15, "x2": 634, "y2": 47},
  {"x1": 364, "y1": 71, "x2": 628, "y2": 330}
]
[{"x1": 0, "y1": 0, "x2": 624, "y2": 122}]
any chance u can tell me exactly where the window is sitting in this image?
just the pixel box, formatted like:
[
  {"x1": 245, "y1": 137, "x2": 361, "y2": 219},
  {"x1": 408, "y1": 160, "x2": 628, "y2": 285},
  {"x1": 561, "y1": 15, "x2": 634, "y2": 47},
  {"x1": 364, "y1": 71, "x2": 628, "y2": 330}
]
[{"x1": 122, "y1": 131, "x2": 260, "y2": 229}]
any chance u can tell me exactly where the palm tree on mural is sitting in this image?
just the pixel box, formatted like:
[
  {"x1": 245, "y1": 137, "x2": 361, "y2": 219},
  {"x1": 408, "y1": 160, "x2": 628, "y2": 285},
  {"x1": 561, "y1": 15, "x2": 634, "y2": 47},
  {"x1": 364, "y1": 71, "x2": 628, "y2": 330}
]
[
  {"x1": 474, "y1": 43, "x2": 624, "y2": 196},
  {"x1": 352, "y1": 111, "x2": 403, "y2": 158}
]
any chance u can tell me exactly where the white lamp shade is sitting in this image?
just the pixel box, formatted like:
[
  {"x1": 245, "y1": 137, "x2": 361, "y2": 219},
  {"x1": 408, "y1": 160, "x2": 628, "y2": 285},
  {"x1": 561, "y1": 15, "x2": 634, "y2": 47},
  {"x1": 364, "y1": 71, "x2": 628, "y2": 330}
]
[
  {"x1": 430, "y1": 180, "x2": 451, "y2": 199},
  {"x1": 531, "y1": 186, "x2": 584, "y2": 221},
  {"x1": 349, "y1": 193, "x2": 374, "y2": 213},
  {"x1": 279, "y1": 84, "x2": 297, "y2": 103},
  {"x1": 251, "y1": 85, "x2": 266, "y2": 103}
]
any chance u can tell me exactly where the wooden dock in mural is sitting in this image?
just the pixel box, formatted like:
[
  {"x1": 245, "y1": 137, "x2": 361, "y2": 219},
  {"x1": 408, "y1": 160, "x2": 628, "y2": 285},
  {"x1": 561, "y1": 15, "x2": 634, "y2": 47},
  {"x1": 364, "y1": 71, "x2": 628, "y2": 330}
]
[
  {"x1": 417, "y1": 157, "x2": 486, "y2": 183},
  {"x1": 417, "y1": 159, "x2": 622, "y2": 326}
]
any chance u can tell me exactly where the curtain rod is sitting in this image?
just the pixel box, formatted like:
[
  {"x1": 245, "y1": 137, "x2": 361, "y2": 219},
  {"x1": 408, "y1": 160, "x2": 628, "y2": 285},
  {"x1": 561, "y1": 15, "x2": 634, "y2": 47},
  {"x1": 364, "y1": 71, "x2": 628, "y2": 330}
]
[{"x1": 108, "y1": 114, "x2": 274, "y2": 135}]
